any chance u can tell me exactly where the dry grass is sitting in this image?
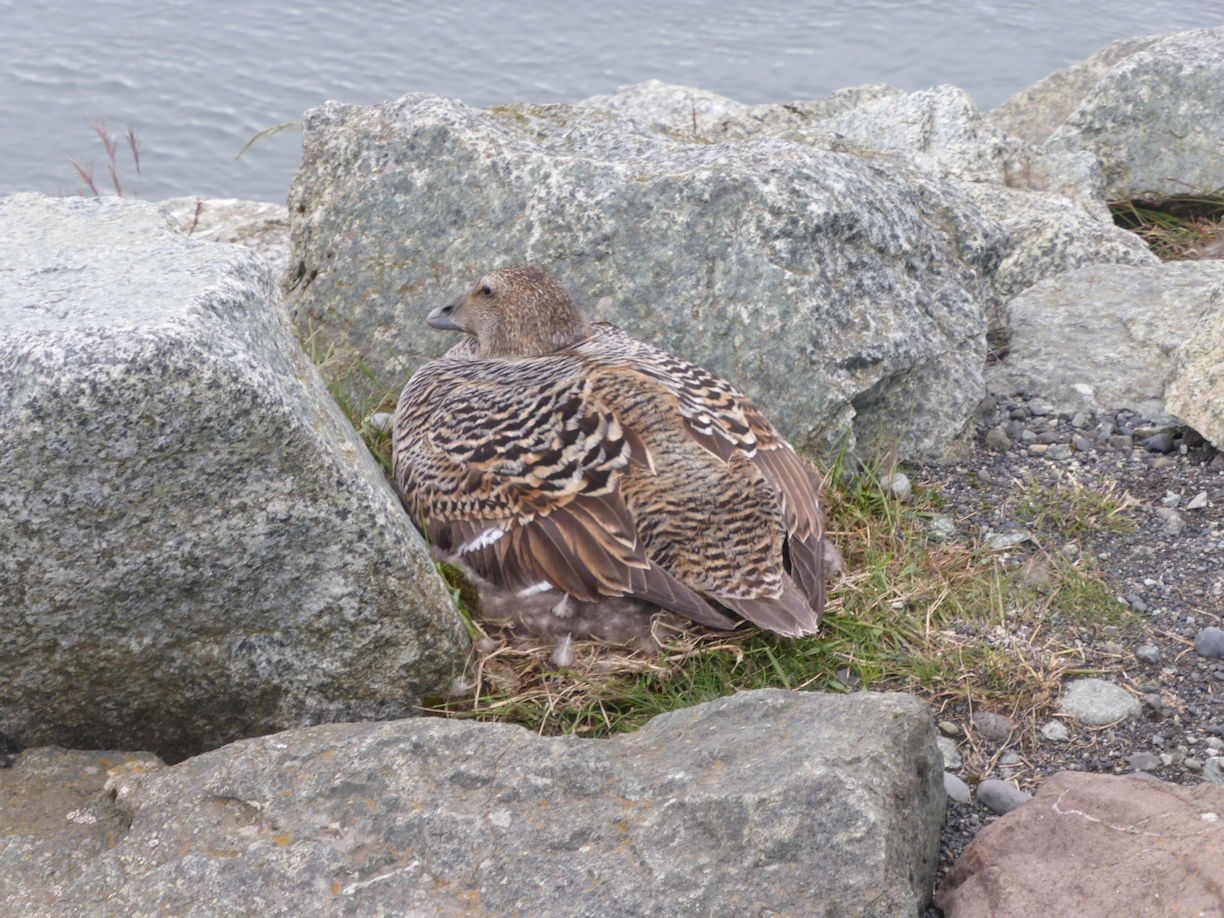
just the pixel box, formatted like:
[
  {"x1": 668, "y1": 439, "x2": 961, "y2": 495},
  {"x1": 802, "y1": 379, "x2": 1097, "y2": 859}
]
[{"x1": 1111, "y1": 194, "x2": 1224, "y2": 261}]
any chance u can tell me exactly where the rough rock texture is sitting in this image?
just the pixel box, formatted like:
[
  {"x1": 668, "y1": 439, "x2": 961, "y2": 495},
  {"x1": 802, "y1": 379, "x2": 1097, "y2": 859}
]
[
  {"x1": 285, "y1": 91, "x2": 1001, "y2": 461},
  {"x1": 1, "y1": 691, "x2": 945, "y2": 918},
  {"x1": 0, "y1": 194, "x2": 468, "y2": 761},
  {"x1": 1057, "y1": 679, "x2": 1141, "y2": 726},
  {"x1": 1043, "y1": 28, "x2": 1224, "y2": 199},
  {"x1": 986, "y1": 35, "x2": 1163, "y2": 146},
  {"x1": 0, "y1": 747, "x2": 163, "y2": 911},
  {"x1": 937, "y1": 772, "x2": 1224, "y2": 917},
  {"x1": 986, "y1": 261, "x2": 1224, "y2": 424},
  {"x1": 159, "y1": 196, "x2": 291, "y2": 278},
  {"x1": 1164, "y1": 291, "x2": 1224, "y2": 450},
  {"x1": 820, "y1": 84, "x2": 1107, "y2": 215}
]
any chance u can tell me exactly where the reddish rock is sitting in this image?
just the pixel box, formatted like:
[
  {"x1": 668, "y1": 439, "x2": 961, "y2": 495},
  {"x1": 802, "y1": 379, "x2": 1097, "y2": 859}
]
[{"x1": 937, "y1": 771, "x2": 1224, "y2": 917}]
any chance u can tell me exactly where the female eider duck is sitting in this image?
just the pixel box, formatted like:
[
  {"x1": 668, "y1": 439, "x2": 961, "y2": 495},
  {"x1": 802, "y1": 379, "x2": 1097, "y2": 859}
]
[{"x1": 392, "y1": 264, "x2": 831, "y2": 642}]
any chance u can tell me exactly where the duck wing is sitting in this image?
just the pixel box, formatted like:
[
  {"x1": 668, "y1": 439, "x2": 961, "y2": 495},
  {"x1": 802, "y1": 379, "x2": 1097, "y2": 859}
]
[{"x1": 392, "y1": 356, "x2": 735, "y2": 630}]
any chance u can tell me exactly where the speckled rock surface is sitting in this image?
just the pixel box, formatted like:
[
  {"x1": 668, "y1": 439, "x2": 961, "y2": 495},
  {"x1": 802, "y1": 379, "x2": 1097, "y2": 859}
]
[
  {"x1": 285, "y1": 91, "x2": 1004, "y2": 461},
  {"x1": 158, "y1": 196, "x2": 290, "y2": 278},
  {"x1": 986, "y1": 35, "x2": 1162, "y2": 146},
  {"x1": 2, "y1": 691, "x2": 945, "y2": 918},
  {"x1": 0, "y1": 193, "x2": 467, "y2": 761},
  {"x1": 987, "y1": 261, "x2": 1224, "y2": 424},
  {"x1": 1043, "y1": 27, "x2": 1224, "y2": 199},
  {"x1": 1165, "y1": 291, "x2": 1224, "y2": 451},
  {"x1": 937, "y1": 772, "x2": 1224, "y2": 917},
  {"x1": 0, "y1": 747, "x2": 163, "y2": 913}
]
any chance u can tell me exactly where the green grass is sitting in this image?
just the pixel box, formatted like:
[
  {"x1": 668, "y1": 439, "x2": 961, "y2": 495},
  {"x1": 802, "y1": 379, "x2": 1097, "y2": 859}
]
[{"x1": 313, "y1": 344, "x2": 1143, "y2": 741}]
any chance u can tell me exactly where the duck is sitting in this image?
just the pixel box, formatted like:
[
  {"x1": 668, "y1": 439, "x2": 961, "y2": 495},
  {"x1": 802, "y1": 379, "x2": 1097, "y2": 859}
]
[{"x1": 391, "y1": 264, "x2": 831, "y2": 642}]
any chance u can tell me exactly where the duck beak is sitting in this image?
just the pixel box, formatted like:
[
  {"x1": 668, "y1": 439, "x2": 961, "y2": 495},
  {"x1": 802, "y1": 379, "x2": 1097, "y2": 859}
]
[{"x1": 427, "y1": 294, "x2": 463, "y2": 330}]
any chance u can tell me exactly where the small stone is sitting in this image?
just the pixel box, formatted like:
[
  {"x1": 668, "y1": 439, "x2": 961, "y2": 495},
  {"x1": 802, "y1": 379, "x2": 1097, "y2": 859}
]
[
  {"x1": 1127, "y1": 752, "x2": 1161, "y2": 772},
  {"x1": 1072, "y1": 436, "x2": 1094, "y2": 452},
  {"x1": 1058, "y1": 678, "x2": 1141, "y2": 725},
  {"x1": 1144, "y1": 432, "x2": 1175, "y2": 453},
  {"x1": 936, "y1": 736, "x2": 963, "y2": 770},
  {"x1": 972, "y1": 710, "x2": 1016, "y2": 743},
  {"x1": 976, "y1": 778, "x2": 1031, "y2": 815},
  {"x1": 883, "y1": 471, "x2": 911, "y2": 501},
  {"x1": 1009, "y1": 407, "x2": 1029, "y2": 421},
  {"x1": 1005, "y1": 419, "x2": 1025, "y2": 441},
  {"x1": 1154, "y1": 507, "x2": 1186, "y2": 536},
  {"x1": 1126, "y1": 593, "x2": 1149, "y2": 613},
  {"x1": 1194, "y1": 627, "x2": 1224, "y2": 659},
  {"x1": 938, "y1": 720, "x2": 961, "y2": 737},
  {"x1": 1020, "y1": 430, "x2": 1037, "y2": 444},
  {"x1": 1035, "y1": 431, "x2": 1061, "y2": 445},
  {"x1": 1028, "y1": 400, "x2": 1053, "y2": 417},
  {"x1": 987, "y1": 531, "x2": 1030, "y2": 551},
  {"x1": 929, "y1": 516, "x2": 955, "y2": 541},
  {"x1": 1135, "y1": 644, "x2": 1160, "y2": 664},
  {"x1": 1202, "y1": 758, "x2": 1224, "y2": 786},
  {"x1": 1045, "y1": 444, "x2": 1072, "y2": 460},
  {"x1": 1108, "y1": 434, "x2": 1134, "y2": 450},
  {"x1": 1028, "y1": 443, "x2": 1049, "y2": 456},
  {"x1": 364, "y1": 411, "x2": 394, "y2": 433},
  {"x1": 1185, "y1": 758, "x2": 1204, "y2": 771},
  {"x1": 1000, "y1": 752, "x2": 1021, "y2": 767},
  {"x1": 984, "y1": 426, "x2": 1011, "y2": 451},
  {"x1": 943, "y1": 772, "x2": 972, "y2": 805},
  {"x1": 1041, "y1": 720, "x2": 1070, "y2": 742},
  {"x1": 1187, "y1": 491, "x2": 1209, "y2": 510},
  {"x1": 1162, "y1": 491, "x2": 1182, "y2": 508}
]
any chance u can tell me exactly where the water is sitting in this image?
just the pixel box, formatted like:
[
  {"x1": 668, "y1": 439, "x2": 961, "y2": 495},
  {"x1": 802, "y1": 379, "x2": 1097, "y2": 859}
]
[{"x1": 1, "y1": 1, "x2": 1220, "y2": 203}]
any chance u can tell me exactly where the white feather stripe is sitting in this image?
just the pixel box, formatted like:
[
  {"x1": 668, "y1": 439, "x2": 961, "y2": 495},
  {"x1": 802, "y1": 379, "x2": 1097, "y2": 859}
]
[{"x1": 457, "y1": 527, "x2": 506, "y2": 554}]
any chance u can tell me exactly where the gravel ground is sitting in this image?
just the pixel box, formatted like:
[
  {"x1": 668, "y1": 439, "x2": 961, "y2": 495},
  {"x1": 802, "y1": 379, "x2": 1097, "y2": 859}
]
[{"x1": 916, "y1": 392, "x2": 1224, "y2": 901}]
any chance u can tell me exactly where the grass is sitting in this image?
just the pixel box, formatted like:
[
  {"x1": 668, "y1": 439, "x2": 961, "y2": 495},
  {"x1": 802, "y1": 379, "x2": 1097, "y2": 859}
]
[
  {"x1": 1110, "y1": 193, "x2": 1224, "y2": 260},
  {"x1": 71, "y1": 122, "x2": 141, "y2": 197},
  {"x1": 314, "y1": 345, "x2": 1143, "y2": 742}
]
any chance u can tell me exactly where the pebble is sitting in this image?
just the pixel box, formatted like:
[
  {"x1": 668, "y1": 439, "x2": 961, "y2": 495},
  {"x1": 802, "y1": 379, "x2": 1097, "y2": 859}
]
[
  {"x1": 1187, "y1": 490, "x2": 1209, "y2": 510},
  {"x1": 1154, "y1": 507, "x2": 1186, "y2": 536},
  {"x1": 1045, "y1": 443, "x2": 1072, "y2": 460},
  {"x1": 1040, "y1": 720, "x2": 1070, "y2": 742},
  {"x1": 364, "y1": 411, "x2": 394, "y2": 433},
  {"x1": 943, "y1": 772, "x2": 972, "y2": 805},
  {"x1": 1194, "y1": 627, "x2": 1224, "y2": 660},
  {"x1": 1202, "y1": 759, "x2": 1224, "y2": 786},
  {"x1": 1070, "y1": 411, "x2": 1089, "y2": 429},
  {"x1": 883, "y1": 471, "x2": 911, "y2": 501},
  {"x1": 1108, "y1": 434, "x2": 1134, "y2": 450},
  {"x1": 1058, "y1": 678, "x2": 1141, "y2": 725},
  {"x1": 1005, "y1": 419, "x2": 1025, "y2": 441},
  {"x1": 1072, "y1": 436, "x2": 1094, "y2": 452},
  {"x1": 1127, "y1": 751, "x2": 1161, "y2": 771},
  {"x1": 985, "y1": 426, "x2": 1011, "y2": 451},
  {"x1": 976, "y1": 778, "x2": 1031, "y2": 815},
  {"x1": 1028, "y1": 400, "x2": 1053, "y2": 417},
  {"x1": 936, "y1": 736, "x2": 963, "y2": 770},
  {"x1": 987, "y1": 531, "x2": 1030, "y2": 551},
  {"x1": 938, "y1": 720, "x2": 961, "y2": 737},
  {"x1": 972, "y1": 710, "x2": 1015, "y2": 742},
  {"x1": 1161, "y1": 491, "x2": 1182, "y2": 508},
  {"x1": 929, "y1": 516, "x2": 956, "y2": 540},
  {"x1": 1130, "y1": 641, "x2": 1160, "y2": 665},
  {"x1": 999, "y1": 752, "x2": 1021, "y2": 767},
  {"x1": 1143, "y1": 432, "x2": 1175, "y2": 453},
  {"x1": 1126, "y1": 594, "x2": 1149, "y2": 613}
]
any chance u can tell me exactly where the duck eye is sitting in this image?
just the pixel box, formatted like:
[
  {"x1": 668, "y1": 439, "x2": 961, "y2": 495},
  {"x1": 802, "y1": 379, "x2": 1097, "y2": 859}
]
[{"x1": 480, "y1": 285, "x2": 492, "y2": 296}]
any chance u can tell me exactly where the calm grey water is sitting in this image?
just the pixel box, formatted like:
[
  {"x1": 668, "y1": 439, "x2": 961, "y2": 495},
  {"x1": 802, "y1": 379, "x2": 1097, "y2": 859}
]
[{"x1": 1, "y1": 1, "x2": 1220, "y2": 203}]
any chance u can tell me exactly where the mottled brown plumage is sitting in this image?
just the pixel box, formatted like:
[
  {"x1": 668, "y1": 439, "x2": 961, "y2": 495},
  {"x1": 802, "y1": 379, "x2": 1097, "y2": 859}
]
[{"x1": 392, "y1": 264, "x2": 830, "y2": 638}]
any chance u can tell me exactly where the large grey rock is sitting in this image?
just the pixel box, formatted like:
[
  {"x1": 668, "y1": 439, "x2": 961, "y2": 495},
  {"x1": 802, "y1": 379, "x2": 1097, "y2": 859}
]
[
  {"x1": 0, "y1": 747, "x2": 163, "y2": 912},
  {"x1": 937, "y1": 772, "x2": 1224, "y2": 917},
  {"x1": 2, "y1": 691, "x2": 945, "y2": 918},
  {"x1": 987, "y1": 35, "x2": 1163, "y2": 146},
  {"x1": 159, "y1": 196, "x2": 291, "y2": 278},
  {"x1": 286, "y1": 91, "x2": 1000, "y2": 461},
  {"x1": 1164, "y1": 287, "x2": 1224, "y2": 450},
  {"x1": 1057, "y1": 678, "x2": 1141, "y2": 726},
  {"x1": 820, "y1": 84, "x2": 1107, "y2": 216},
  {"x1": 1043, "y1": 28, "x2": 1224, "y2": 199},
  {"x1": 987, "y1": 261, "x2": 1224, "y2": 421},
  {"x1": 0, "y1": 194, "x2": 468, "y2": 761},
  {"x1": 582, "y1": 78, "x2": 904, "y2": 143}
]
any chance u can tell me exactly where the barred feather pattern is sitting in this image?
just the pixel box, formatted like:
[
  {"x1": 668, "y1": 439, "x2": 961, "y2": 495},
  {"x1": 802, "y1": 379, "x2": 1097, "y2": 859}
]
[{"x1": 393, "y1": 270, "x2": 828, "y2": 637}]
